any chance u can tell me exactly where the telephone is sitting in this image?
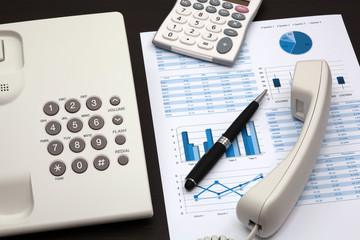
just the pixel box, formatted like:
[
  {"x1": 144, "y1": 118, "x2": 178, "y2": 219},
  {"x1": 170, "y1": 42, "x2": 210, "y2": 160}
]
[
  {"x1": 0, "y1": 12, "x2": 153, "y2": 237},
  {"x1": 198, "y1": 60, "x2": 332, "y2": 240},
  {"x1": 236, "y1": 60, "x2": 332, "y2": 239}
]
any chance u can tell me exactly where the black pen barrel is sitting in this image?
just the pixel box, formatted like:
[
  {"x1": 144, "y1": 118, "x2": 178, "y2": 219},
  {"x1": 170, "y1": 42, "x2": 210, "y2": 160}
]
[
  {"x1": 185, "y1": 142, "x2": 226, "y2": 184},
  {"x1": 223, "y1": 101, "x2": 259, "y2": 141}
]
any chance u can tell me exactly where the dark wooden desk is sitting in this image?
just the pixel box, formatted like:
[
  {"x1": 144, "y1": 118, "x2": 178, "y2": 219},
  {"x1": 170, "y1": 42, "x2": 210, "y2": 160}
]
[{"x1": 0, "y1": 0, "x2": 359, "y2": 239}]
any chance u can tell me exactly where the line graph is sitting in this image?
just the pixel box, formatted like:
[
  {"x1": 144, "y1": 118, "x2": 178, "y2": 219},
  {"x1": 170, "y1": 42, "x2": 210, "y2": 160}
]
[
  {"x1": 194, "y1": 173, "x2": 263, "y2": 200},
  {"x1": 180, "y1": 170, "x2": 267, "y2": 214}
]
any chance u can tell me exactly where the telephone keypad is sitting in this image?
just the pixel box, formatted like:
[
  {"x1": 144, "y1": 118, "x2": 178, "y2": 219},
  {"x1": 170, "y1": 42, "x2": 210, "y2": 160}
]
[{"x1": 43, "y1": 95, "x2": 128, "y2": 176}]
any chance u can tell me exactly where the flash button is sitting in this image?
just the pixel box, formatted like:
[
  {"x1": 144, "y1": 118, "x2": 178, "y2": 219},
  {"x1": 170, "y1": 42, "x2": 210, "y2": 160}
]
[{"x1": 0, "y1": 40, "x2": 4, "y2": 62}]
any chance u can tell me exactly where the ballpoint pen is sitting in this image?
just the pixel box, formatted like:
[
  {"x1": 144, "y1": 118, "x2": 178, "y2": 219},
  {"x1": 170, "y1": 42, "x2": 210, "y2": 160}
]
[{"x1": 184, "y1": 89, "x2": 267, "y2": 191}]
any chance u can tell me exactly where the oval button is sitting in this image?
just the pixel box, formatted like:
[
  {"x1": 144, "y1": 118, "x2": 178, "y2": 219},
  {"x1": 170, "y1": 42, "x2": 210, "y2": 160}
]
[{"x1": 217, "y1": 37, "x2": 233, "y2": 54}]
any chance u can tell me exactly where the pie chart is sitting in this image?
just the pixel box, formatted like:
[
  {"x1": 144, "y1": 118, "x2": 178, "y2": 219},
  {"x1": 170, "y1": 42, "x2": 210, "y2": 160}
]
[{"x1": 279, "y1": 31, "x2": 312, "y2": 54}]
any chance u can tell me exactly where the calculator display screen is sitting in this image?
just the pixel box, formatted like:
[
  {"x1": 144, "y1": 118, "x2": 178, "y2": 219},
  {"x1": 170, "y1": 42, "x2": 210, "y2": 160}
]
[{"x1": 226, "y1": 0, "x2": 250, "y2": 6}]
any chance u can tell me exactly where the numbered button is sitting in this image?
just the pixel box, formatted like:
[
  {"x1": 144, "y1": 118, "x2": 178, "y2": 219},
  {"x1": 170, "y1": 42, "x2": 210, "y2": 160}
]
[
  {"x1": 211, "y1": 16, "x2": 226, "y2": 25},
  {"x1": 167, "y1": 23, "x2": 183, "y2": 32},
  {"x1": 86, "y1": 96, "x2": 102, "y2": 111},
  {"x1": 185, "y1": 28, "x2": 200, "y2": 37},
  {"x1": 193, "y1": 11, "x2": 208, "y2": 20},
  {"x1": 163, "y1": 31, "x2": 179, "y2": 41},
  {"x1": 206, "y1": 24, "x2": 222, "y2": 33},
  {"x1": 176, "y1": 7, "x2": 191, "y2": 16},
  {"x1": 45, "y1": 121, "x2": 61, "y2": 135},
  {"x1": 43, "y1": 101, "x2": 59, "y2": 116},
  {"x1": 189, "y1": 19, "x2": 205, "y2": 29},
  {"x1": 69, "y1": 137, "x2": 86, "y2": 153},
  {"x1": 89, "y1": 115, "x2": 105, "y2": 130},
  {"x1": 72, "y1": 158, "x2": 88, "y2": 174},
  {"x1": 67, "y1": 118, "x2": 83, "y2": 133},
  {"x1": 91, "y1": 135, "x2": 107, "y2": 150},
  {"x1": 65, "y1": 99, "x2": 81, "y2": 113},
  {"x1": 50, "y1": 161, "x2": 66, "y2": 177},
  {"x1": 172, "y1": 15, "x2": 187, "y2": 24},
  {"x1": 202, "y1": 32, "x2": 218, "y2": 41},
  {"x1": 94, "y1": 155, "x2": 110, "y2": 171},
  {"x1": 47, "y1": 140, "x2": 64, "y2": 156}
]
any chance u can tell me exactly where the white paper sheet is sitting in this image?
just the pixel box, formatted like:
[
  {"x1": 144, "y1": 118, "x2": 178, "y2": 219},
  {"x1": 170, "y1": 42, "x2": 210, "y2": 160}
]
[{"x1": 140, "y1": 15, "x2": 360, "y2": 239}]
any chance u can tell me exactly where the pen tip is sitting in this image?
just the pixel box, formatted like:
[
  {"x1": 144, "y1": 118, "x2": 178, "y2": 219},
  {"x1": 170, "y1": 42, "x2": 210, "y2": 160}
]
[
  {"x1": 254, "y1": 89, "x2": 267, "y2": 103},
  {"x1": 185, "y1": 179, "x2": 196, "y2": 191}
]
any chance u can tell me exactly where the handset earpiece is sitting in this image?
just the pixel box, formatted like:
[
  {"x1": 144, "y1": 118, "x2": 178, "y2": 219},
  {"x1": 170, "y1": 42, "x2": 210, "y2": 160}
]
[{"x1": 236, "y1": 60, "x2": 332, "y2": 238}]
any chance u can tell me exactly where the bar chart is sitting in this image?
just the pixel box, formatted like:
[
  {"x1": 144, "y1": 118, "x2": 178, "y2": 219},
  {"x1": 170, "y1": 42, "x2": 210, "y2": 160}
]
[
  {"x1": 263, "y1": 60, "x2": 352, "y2": 100},
  {"x1": 178, "y1": 121, "x2": 262, "y2": 162}
]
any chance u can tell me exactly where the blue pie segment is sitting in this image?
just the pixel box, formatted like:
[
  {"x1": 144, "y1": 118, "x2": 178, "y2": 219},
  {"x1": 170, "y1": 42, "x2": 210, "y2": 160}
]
[{"x1": 279, "y1": 31, "x2": 312, "y2": 54}]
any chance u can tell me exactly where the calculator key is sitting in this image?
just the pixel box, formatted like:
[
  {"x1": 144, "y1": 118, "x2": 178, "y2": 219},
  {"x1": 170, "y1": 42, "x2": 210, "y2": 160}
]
[
  {"x1": 218, "y1": 9, "x2": 230, "y2": 16},
  {"x1": 232, "y1": 12, "x2": 246, "y2": 21},
  {"x1": 67, "y1": 118, "x2": 83, "y2": 133},
  {"x1": 94, "y1": 155, "x2": 110, "y2": 171},
  {"x1": 112, "y1": 115, "x2": 123, "y2": 125},
  {"x1": 167, "y1": 23, "x2": 183, "y2": 32},
  {"x1": 235, "y1": 5, "x2": 249, "y2": 13},
  {"x1": 211, "y1": 16, "x2": 226, "y2": 25},
  {"x1": 193, "y1": 2, "x2": 204, "y2": 10},
  {"x1": 50, "y1": 161, "x2": 66, "y2": 176},
  {"x1": 176, "y1": 7, "x2": 192, "y2": 16},
  {"x1": 72, "y1": 158, "x2": 88, "y2": 174},
  {"x1": 43, "y1": 101, "x2": 59, "y2": 116},
  {"x1": 86, "y1": 96, "x2": 102, "y2": 111},
  {"x1": 224, "y1": 28, "x2": 238, "y2": 37},
  {"x1": 217, "y1": 37, "x2": 233, "y2": 54},
  {"x1": 222, "y1": 2, "x2": 233, "y2": 9},
  {"x1": 193, "y1": 11, "x2": 209, "y2": 20},
  {"x1": 45, "y1": 121, "x2": 62, "y2": 135},
  {"x1": 202, "y1": 32, "x2": 218, "y2": 41},
  {"x1": 228, "y1": 20, "x2": 242, "y2": 28},
  {"x1": 205, "y1": 6, "x2": 217, "y2": 13},
  {"x1": 115, "y1": 134, "x2": 126, "y2": 145},
  {"x1": 65, "y1": 99, "x2": 81, "y2": 113},
  {"x1": 89, "y1": 115, "x2": 105, "y2": 130},
  {"x1": 172, "y1": 15, "x2": 187, "y2": 24},
  {"x1": 206, "y1": 24, "x2": 222, "y2": 33},
  {"x1": 91, "y1": 135, "x2": 107, "y2": 150},
  {"x1": 163, "y1": 31, "x2": 179, "y2": 41},
  {"x1": 209, "y1": 0, "x2": 220, "y2": 6},
  {"x1": 69, "y1": 137, "x2": 86, "y2": 153},
  {"x1": 197, "y1": 0, "x2": 207, "y2": 3},
  {"x1": 180, "y1": 0, "x2": 191, "y2": 7},
  {"x1": 185, "y1": 28, "x2": 201, "y2": 37},
  {"x1": 48, "y1": 140, "x2": 64, "y2": 156},
  {"x1": 110, "y1": 96, "x2": 121, "y2": 106},
  {"x1": 189, "y1": 19, "x2": 205, "y2": 28},
  {"x1": 118, "y1": 155, "x2": 129, "y2": 166},
  {"x1": 198, "y1": 41, "x2": 214, "y2": 50},
  {"x1": 180, "y1": 36, "x2": 196, "y2": 45}
]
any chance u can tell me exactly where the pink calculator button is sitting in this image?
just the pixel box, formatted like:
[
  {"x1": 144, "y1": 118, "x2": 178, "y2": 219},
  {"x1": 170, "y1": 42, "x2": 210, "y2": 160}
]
[{"x1": 235, "y1": 5, "x2": 249, "y2": 13}]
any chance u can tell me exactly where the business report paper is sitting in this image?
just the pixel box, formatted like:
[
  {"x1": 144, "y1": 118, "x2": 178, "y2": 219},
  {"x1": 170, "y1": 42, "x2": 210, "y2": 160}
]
[{"x1": 141, "y1": 15, "x2": 360, "y2": 239}]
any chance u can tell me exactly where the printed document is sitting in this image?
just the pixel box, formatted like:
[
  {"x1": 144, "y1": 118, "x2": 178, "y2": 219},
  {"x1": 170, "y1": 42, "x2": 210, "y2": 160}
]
[{"x1": 140, "y1": 15, "x2": 360, "y2": 239}]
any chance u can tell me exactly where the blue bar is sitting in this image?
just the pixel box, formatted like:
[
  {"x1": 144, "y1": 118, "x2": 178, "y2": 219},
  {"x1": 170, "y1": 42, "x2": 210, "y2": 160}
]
[
  {"x1": 273, "y1": 78, "x2": 281, "y2": 88},
  {"x1": 248, "y1": 121, "x2": 261, "y2": 155},
  {"x1": 226, "y1": 138, "x2": 241, "y2": 157},
  {"x1": 337, "y1": 76, "x2": 345, "y2": 85},
  {"x1": 182, "y1": 131, "x2": 199, "y2": 161},
  {"x1": 203, "y1": 129, "x2": 214, "y2": 152}
]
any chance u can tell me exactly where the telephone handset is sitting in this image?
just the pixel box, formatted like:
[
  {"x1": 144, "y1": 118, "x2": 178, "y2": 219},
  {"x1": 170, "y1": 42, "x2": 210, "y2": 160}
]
[{"x1": 236, "y1": 60, "x2": 332, "y2": 238}]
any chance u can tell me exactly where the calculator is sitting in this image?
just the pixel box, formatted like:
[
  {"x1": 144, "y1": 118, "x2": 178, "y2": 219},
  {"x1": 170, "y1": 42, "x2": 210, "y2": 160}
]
[
  {"x1": 153, "y1": 0, "x2": 262, "y2": 66},
  {"x1": 0, "y1": 12, "x2": 152, "y2": 237}
]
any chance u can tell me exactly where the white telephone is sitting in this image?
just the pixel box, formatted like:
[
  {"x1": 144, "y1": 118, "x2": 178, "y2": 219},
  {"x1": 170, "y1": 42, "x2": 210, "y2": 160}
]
[
  {"x1": 236, "y1": 60, "x2": 332, "y2": 239},
  {"x1": 0, "y1": 12, "x2": 153, "y2": 237}
]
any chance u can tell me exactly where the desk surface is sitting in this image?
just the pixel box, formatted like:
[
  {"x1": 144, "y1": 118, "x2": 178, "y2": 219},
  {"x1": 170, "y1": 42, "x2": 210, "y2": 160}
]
[{"x1": 0, "y1": 0, "x2": 359, "y2": 239}]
